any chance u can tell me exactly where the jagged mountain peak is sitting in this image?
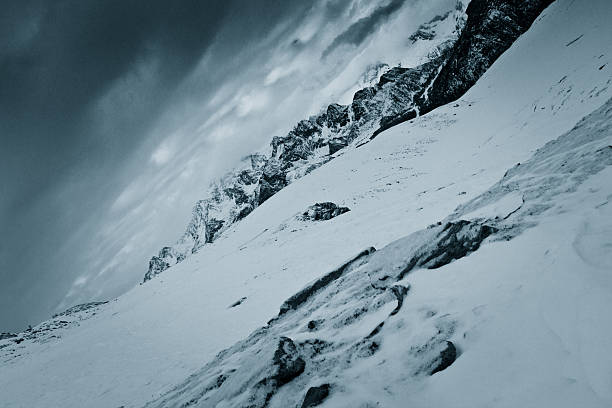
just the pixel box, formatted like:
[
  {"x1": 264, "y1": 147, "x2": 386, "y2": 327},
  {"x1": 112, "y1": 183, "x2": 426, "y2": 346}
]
[
  {"x1": 142, "y1": 0, "x2": 550, "y2": 283},
  {"x1": 142, "y1": 4, "x2": 469, "y2": 282}
]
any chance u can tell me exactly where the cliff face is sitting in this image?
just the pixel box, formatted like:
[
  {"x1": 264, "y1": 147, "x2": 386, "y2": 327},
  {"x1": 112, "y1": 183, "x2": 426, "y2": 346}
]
[
  {"x1": 144, "y1": 154, "x2": 266, "y2": 281},
  {"x1": 144, "y1": 0, "x2": 553, "y2": 282},
  {"x1": 421, "y1": 0, "x2": 556, "y2": 112},
  {"x1": 372, "y1": 0, "x2": 555, "y2": 136}
]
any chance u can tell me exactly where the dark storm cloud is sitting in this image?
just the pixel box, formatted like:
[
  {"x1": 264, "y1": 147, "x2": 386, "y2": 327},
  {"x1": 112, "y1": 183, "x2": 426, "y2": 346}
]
[
  {"x1": 1, "y1": 0, "x2": 231, "y2": 209},
  {"x1": 322, "y1": 0, "x2": 405, "y2": 58},
  {"x1": 0, "y1": 0, "x2": 317, "y2": 331},
  {"x1": 0, "y1": 0, "x2": 235, "y2": 329}
]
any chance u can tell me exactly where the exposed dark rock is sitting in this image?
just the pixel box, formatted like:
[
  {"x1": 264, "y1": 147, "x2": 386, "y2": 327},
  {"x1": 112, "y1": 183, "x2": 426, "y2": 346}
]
[
  {"x1": 224, "y1": 185, "x2": 250, "y2": 206},
  {"x1": 273, "y1": 337, "x2": 305, "y2": 385},
  {"x1": 328, "y1": 137, "x2": 348, "y2": 155},
  {"x1": 299, "y1": 338, "x2": 332, "y2": 358},
  {"x1": 279, "y1": 247, "x2": 376, "y2": 315},
  {"x1": 275, "y1": 120, "x2": 323, "y2": 163},
  {"x1": 372, "y1": 0, "x2": 554, "y2": 139},
  {"x1": 378, "y1": 66, "x2": 410, "y2": 86},
  {"x1": 409, "y1": 10, "x2": 454, "y2": 43},
  {"x1": 203, "y1": 218, "x2": 225, "y2": 246},
  {"x1": 352, "y1": 55, "x2": 445, "y2": 131},
  {"x1": 191, "y1": 337, "x2": 306, "y2": 407},
  {"x1": 422, "y1": 0, "x2": 554, "y2": 113},
  {"x1": 397, "y1": 220, "x2": 497, "y2": 280},
  {"x1": 422, "y1": 220, "x2": 497, "y2": 269},
  {"x1": 430, "y1": 341, "x2": 457, "y2": 374},
  {"x1": 0, "y1": 332, "x2": 16, "y2": 340},
  {"x1": 299, "y1": 202, "x2": 350, "y2": 221},
  {"x1": 389, "y1": 284, "x2": 410, "y2": 316},
  {"x1": 144, "y1": 248, "x2": 173, "y2": 281},
  {"x1": 409, "y1": 28, "x2": 436, "y2": 43},
  {"x1": 144, "y1": 154, "x2": 267, "y2": 281},
  {"x1": 367, "y1": 341, "x2": 379, "y2": 355},
  {"x1": 229, "y1": 297, "x2": 247, "y2": 308},
  {"x1": 307, "y1": 319, "x2": 323, "y2": 331},
  {"x1": 301, "y1": 384, "x2": 331, "y2": 408},
  {"x1": 369, "y1": 52, "x2": 452, "y2": 139},
  {"x1": 52, "y1": 301, "x2": 109, "y2": 318},
  {"x1": 236, "y1": 205, "x2": 254, "y2": 221},
  {"x1": 324, "y1": 103, "x2": 350, "y2": 129},
  {"x1": 258, "y1": 159, "x2": 288, "y2": 205},
  {"x1": 366, "y1": 322, "x2": 385, "y2": 338},
  {"x1": 351, "y1": 87, "x2": 378, "y2": 122}
]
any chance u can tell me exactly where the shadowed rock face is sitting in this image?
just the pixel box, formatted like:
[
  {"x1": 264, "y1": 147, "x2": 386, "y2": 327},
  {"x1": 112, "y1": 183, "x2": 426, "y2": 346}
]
[
  {"x1": 258, "y1": 159, "x2": 288, "y2": 205},
  {"x1": 328, "y1": 138, "x2": 348, "y2": 155},
  {"x1": 240, "y1": 337, "x2": 307, "y2": 407},
  {"x1": 421, "y1": 0, "x2": 555, "y2": 113},
  {"x1": 430, "y1": 341, "x2": 457, "y2": 375},
  {"x1": 273, "y1": 337, "x2": 306, "y2": 386},
  {"x1": 144, "y1": 0, "x2": 553, "y2": 282},
  {"x1": 145, "y1": 246, "x2": 184, "y2": 281},
  {"x1": 418, "y1": 221, "x2": 497, "y2": 270},
  {"x1": 372, "y1": 0, "x2": 555, "y2": 138},
  {"x1": 320, "y1": 104, "x2": 349, "y2": 129},
  {"x1": 278, "y1": 247, "x2": 376, "y2": 316},
  {"x1": 301, "y1": 384, "x2": 331, "y2": 408}
]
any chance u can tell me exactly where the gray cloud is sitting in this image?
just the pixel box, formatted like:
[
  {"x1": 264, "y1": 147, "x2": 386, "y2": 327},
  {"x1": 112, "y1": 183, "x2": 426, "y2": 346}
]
[
  {"x1": 0, "y1": 0, "x2": 318, "y2": 331},
  {"x1": 0, "y1": 0, "x2": 433, "y2": 333},
  {"x1": 322, "y1": 0, "x2": 406, "y2": 58}
]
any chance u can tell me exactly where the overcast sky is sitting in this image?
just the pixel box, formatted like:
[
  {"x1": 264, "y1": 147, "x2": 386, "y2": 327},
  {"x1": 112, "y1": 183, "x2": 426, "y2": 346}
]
[{"x1": 0, "y1": 0, "x2": 457, "y2": 332}]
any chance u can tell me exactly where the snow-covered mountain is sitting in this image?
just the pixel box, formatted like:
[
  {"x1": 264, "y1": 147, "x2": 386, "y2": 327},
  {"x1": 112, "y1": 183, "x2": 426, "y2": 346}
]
[
  {"x1": 144, "y1": 0, "x2": 553, "y2": 283},
  {"x1": 2, "y1": 0, "x2": 612, "y2": 407},
  {"x1": 143, "y1": 2, "x2": 468, "y2": 282}
]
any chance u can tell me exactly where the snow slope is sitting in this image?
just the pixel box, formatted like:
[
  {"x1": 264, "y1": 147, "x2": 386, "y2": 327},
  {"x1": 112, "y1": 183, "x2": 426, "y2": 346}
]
[
  {"x1": 1, "y1": 0, "x2": 611, "y2": 407},
  {"x1": 145, "y1": 96, "x2": 612, "y2": 408}
]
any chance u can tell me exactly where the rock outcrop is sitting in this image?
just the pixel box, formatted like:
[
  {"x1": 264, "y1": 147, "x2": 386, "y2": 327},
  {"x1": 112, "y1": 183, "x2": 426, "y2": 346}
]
[
  {"x1": 1, "y1": 301, "x2": 108, "y2": 363},
  {"x1": 430, "y1": 341, "x2": 458, "y2": 375},
  {"x1": 422, "y1": 0, "x2": 555, "y2": 113},
  {"x1": 299, "y1": 202, "x2": 350, "y2": 221},
  {"x1": 372, "y1": 0, "x2": 555, "y2": 137},
  {"x1": 301, "y1": 384, "x2": 331, "y2": 408}
]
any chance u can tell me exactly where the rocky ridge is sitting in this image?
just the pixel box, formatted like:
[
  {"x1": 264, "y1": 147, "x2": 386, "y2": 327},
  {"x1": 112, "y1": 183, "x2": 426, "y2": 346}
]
[
  {"x1": 0, "y1": 301, "x2": 108, "y2": 364},
  {"x1": 144, "y1": 0, "x2": 553, "y2": 282}
]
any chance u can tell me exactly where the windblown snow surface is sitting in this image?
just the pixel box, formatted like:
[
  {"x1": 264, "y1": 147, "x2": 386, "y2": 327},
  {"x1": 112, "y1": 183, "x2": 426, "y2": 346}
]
[{"x1": 1, "y1": 0, "x2": 612, "y2": 407}]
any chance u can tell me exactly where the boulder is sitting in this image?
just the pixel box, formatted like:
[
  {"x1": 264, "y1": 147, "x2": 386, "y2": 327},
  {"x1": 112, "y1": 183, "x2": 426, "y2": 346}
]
[
  {"x1": 430, "y1": 341, "x2": 457, "y2": 375},
  {"x1": 300, "y1": 202, "x2": 350, "y2": 221},
  {"x1": 328, "y1": 138, "x2": 348, "y2": 155},
  {"x1": 301, "y1": 384, "x2": 331, "y2": 408},
  {"x1": 273, "y1": 337, "x2": 306, "y2": 385}
]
